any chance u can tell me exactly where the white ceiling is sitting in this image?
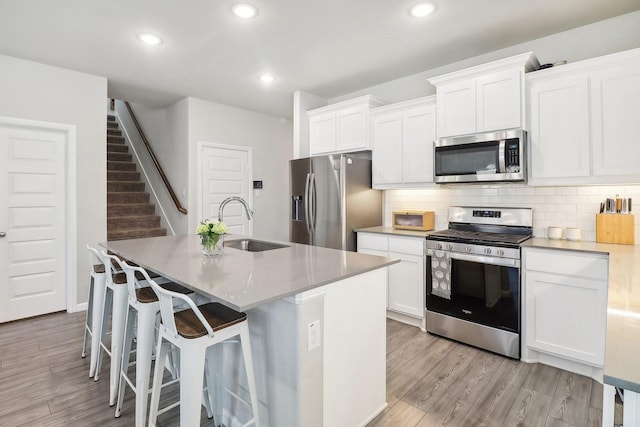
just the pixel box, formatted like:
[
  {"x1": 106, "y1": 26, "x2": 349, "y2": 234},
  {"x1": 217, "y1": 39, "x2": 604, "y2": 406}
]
[{"x1": 1, "y1": 0, "x2": 639, "y2": 119}]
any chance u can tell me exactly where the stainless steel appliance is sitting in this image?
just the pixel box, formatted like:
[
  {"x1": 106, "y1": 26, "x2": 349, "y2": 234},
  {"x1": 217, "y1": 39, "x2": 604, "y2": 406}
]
[
  {"x1": 290, "y1": 154, "x2": 382, "y2": 251},
  {"x1": 425, "y1": 206, "x2": 533, "y2": 359},
  {"x1": 434, "y1": 128, "x2": 526, "y2": 183}
]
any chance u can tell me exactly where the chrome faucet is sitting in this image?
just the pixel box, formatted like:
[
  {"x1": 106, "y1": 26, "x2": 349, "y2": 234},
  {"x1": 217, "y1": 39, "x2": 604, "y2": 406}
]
[{"x1": 218, "y1": 196, "x2": 254, "y2": 222}]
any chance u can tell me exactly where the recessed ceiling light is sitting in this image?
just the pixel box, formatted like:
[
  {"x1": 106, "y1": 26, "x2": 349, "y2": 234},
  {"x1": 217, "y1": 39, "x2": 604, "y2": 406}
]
[
  {"x1": 232, "y1": 3, "x2": 258, "y2": 19},
  {"x1": 409, "y1": 2, "x2": 436, "y2": 18},
  {"x1": 259, "y1": 74, "x2": 275, "y2": 84},
  {"x1": 137, "y1": 33, "x2": 163, "y2": 45}
]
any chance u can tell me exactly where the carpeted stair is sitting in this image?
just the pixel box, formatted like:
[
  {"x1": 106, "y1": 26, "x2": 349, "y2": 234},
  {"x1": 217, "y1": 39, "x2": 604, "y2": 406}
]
[{"x1": 107, "y1": 115, "x2": 167, "y2": 241}]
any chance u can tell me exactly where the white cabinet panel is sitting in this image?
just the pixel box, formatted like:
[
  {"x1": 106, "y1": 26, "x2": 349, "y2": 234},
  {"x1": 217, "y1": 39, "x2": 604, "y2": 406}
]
[
  {"x1": 309, "y1": 114, "x2": 336, "y2": 154},
  {"x1": 529, "y1": 76, "x2": 590, "y2": 179},
  {"x1": 523, "y1": 248, "x2": 608, "y2": 368},
  {"x1": 403, "y1": 106, "x2": 436, "y2": 184},
  {"x1": 388, "y1": 252, "x2": 424, "y2": 317},
  {"x1": 308, "y1": 96, "x2": 386, "y2": 156},
  {"x1": 336, "y1": 106, "x2": 368, "y2": 152},
  {"x1": 591, "y1": 62, "x2": 640, "y2": 177},
  {"x1": 371, "y1": 113, "x2": 402, "y2": 185},
  {"x1": 437, "y1": 80, "x2": 475, "y2": 137},
  {"x1": 388, "y1": 235, "x2": 424, "y2": 256},
  {"x1": 477, "y1": 69, "x2": 522, "y2": 132},
  {"x1": 525, "y1": 270, "x2": 607, "y2": 366},
  {"x1": 357, "y1": 233, "x2": 388, "y2": 252},
  {"x1": 371, "y1": 97, "x2": 436, "y2": 188},
  {"x1": 357, "y1": 232, "x2": 425, "y2": 320}
]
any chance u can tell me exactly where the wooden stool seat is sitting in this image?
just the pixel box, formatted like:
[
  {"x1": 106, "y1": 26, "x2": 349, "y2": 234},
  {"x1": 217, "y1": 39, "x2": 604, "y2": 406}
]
[
  {"x1": 175, "y1": 302, "x2": 247, "y2": 339},
  {"x1": 93, "y1": 264, "x2": 106, "y2": 274},
  {"x1": 112, "y1": 272, "x2": 128, "y2": 285},
  {"x1": 135, "y1": 282, "x2": 192, "y2": 304}
]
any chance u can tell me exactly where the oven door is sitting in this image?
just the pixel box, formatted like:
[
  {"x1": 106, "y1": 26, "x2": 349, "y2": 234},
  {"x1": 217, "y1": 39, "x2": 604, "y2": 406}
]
[{"x1": 426, "y1": 251, "x2": 520, "y2": 333}]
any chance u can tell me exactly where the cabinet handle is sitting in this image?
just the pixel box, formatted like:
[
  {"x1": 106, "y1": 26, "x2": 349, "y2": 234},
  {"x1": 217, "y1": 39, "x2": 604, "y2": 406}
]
[{"x1": 0, "y1": 232, "x2": 6, "y2": 238}]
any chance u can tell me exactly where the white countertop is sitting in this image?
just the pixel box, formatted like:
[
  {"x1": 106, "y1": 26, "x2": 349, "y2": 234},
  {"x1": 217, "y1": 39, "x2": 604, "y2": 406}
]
[
  {"x1": 523, "y1": 238, "x2": 640, "y2": 392},
  {"x1": 101, "y1": 234, "x2": 399, "y2": 312}
]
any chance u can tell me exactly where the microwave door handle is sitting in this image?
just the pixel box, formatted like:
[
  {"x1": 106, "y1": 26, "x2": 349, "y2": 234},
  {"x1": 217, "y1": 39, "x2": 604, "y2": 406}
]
[
  {"x1": 498, "y1": 139, "x2": 506, "y2": 173},
  {"x1": 448, "y1": 252, "x2": 520, "y2": 268}
]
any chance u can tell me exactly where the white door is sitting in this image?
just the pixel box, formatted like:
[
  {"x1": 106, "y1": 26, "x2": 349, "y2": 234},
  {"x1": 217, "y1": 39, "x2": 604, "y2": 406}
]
[
  {"x1": 0, "y1": 123, "x2": 67, "y2": 322},
  {"x1": 199, "y1": 144, "x2": 252, "y2": 236}
]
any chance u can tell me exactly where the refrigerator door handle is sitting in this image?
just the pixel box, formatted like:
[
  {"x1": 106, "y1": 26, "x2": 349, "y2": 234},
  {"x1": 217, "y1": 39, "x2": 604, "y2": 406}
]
[
  {"x1": 310, "y1": 173, "x2": 317, "y2": 235},
  {"x1": 304, "y1": 173, "x2": 312, "y2": 236}
]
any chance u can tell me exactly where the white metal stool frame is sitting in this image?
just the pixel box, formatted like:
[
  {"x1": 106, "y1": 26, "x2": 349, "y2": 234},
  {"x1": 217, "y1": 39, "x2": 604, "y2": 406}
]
[
  {"x1": 143, "y1": 268, "x2": 261, "y2": 427},
  {"x1": 94, "y1": 253, "x2": 130, "y2": 406},
  {"x1": 83, "y1": 245, "x2": 107, "y2": 378},
  {"x1": 113, "y1": 257, "x2": 201, "y2": 427}
]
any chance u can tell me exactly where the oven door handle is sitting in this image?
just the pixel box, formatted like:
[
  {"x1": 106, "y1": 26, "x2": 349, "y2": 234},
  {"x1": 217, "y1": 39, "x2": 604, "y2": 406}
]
[{"x1": 449, "y1": 252, "x2": 520, "y2": 268}]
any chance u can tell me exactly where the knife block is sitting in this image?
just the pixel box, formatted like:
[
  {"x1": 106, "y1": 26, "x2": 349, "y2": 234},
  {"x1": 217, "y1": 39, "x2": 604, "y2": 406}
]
[{"x1": 596, "y1": 214, "x2": 635, "y2": 245}]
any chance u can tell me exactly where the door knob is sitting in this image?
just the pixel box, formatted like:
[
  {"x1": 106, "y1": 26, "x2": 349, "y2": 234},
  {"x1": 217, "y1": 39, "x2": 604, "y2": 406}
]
[{"x1": 0, "y1": 232, "x2": 6, "y2": 238}]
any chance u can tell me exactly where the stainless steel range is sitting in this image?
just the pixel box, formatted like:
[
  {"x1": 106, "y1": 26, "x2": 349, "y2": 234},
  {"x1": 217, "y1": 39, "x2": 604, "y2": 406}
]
[{"x1": 425, "y1": 206, "x2": 533, "y2": 359}]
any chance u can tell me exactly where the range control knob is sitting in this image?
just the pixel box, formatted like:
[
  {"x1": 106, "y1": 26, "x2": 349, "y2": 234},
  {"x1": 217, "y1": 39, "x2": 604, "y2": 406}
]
[
  {"x1": 437, "y1": 243, "x2": 443, "y2": 250},
  {"x1": 497, "y1": 249, "x2": 505, "y2": 256},
  {"x1": 484, "y1": 248, "x2": 492, "y2": 255},
  {"x1": 465, "y1": 246, "x2": 472, "y2": 253},
  {"x1": 447, "y1": 244, "x2": 453, "y2": 251}
]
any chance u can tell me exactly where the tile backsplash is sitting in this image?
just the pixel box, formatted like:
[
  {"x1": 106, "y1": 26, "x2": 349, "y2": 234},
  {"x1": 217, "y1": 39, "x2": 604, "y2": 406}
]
[{"x1": 384, "y1": 184, "x2": 640, "y2": 243}]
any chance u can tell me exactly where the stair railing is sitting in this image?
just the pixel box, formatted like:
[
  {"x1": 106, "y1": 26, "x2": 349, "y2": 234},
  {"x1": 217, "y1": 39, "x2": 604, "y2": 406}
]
[{"x1": 124, "y1": 101, "x2": 187, "y2": 214}]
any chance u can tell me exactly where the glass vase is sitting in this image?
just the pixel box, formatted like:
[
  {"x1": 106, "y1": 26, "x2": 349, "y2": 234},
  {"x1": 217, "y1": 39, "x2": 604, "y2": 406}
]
[{"x1": 201, "y1": 234, "x2": 224, "y2": 256}]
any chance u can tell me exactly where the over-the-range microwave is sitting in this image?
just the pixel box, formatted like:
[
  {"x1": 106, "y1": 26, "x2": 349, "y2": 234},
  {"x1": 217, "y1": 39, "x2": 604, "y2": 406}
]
[{"x1": 433, "y1": 128, "x2": 526, "y2": 184}]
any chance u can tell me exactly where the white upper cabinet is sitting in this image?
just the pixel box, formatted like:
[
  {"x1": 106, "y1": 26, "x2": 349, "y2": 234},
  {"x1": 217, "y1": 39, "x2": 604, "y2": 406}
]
[
  {"x1": 590, "y1": 60, "x2": 640, "y2": 177},
  {"x1": 371, "y1": 96, "x2": 436, "y2": 188},
  {"x1": 428, "y1": 52, "x2": 538, "y2": 138},
  {"x1": 528, "y1": 75, "x2": 591, "y2": 180},
  {"x1": 527, "y1": 48, "x2": 640, "y2": 185},
  {"x1": 308, "y1": 95, "x2": 386, "y2": 156}
]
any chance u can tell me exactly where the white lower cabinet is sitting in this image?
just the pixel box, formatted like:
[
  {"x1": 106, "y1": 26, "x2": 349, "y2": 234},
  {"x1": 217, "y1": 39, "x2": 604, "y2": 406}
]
[
  {"x1": 357, "y1": 232, "x2": 425, "y2": 323},
  {"x1": 522, "y1": 247, "x2": 608, "y2": 378}
]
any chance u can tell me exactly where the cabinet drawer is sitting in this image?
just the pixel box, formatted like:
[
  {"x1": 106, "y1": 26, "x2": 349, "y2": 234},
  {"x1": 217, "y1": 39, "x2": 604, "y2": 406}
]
[
  {"x1": 357, "y1": 233, "x2": 388, "y2": 251},
  {"x1": 388, "y1": 236, "x2": 424, "y2": 256},
  {"x1": 525, "y1": 248, "x2": 608, "y2": 280}
]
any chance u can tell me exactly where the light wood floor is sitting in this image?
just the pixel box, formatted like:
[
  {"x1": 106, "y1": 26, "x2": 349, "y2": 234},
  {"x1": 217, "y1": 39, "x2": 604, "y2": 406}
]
[
  {"x1": 368, "y1": 319, "x2": 603, "y2": 427},
  {"x1": 0, "y1": 311, "x2": 603, "y2": 426}
]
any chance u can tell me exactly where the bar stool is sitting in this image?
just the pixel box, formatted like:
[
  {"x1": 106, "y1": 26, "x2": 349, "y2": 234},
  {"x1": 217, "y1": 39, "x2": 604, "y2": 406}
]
[
  {"x1": 141, "y1": 267, "x2": 261, "y2": 427},
  {"x1": 93, "y1": 253, "x2": 129, "y2": 406},
  {"x1": 112, "y1": 257, "x2": 194, "y2": 427},
  {"x1": 83, "y1": 245, "x2": 107, "y2": 378}
]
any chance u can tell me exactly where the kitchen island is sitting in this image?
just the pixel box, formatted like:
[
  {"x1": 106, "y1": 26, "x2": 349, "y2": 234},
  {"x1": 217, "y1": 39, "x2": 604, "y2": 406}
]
[{"x1": 102, "y1": 234, "x2": 398, "y2": 427}]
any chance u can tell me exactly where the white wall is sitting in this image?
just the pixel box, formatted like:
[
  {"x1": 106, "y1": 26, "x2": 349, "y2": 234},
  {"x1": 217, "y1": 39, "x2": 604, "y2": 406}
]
[
  {"x1": 127, "y1": 100, "x2": 190, "y2": 234},
  {"x1": 331, "y1": 11, "x2": 640, "y2": 105},
  {"x1": 0, "y1": 54, "x2": 107, "y2": 304},
  {"x1": 186, "y1": 97, "x2": 293, "y2": 241}
]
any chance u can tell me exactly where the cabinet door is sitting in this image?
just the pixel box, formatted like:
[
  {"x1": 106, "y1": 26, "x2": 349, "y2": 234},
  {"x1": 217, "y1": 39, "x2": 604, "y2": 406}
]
[
  {"x1": 476, "y1": 69, "x2": 522, "y2": 132},
  {"x1": 402, "y1": 105, "x2": 436, "y2": 183},
  {"x1": 336, "y1": 106, "x2": 368, "y2": 152},
  {"x1": 309, "y1": 113, "x2": 336, "y2": 155},
  {"x1": 437, "y1": 80, "x2": 476, "y2": 137},
  {"x1": 529, "y1": 76, "x2": 590, "y2": 179},
  {"x1": 371, "y1": 112, "x2": 402, "y2": 185},
  {"x1": 591, "y1": 62, "x2": 640, "y2": 177},
  {"x1": 388, "y1": 252, "x2": 425, "y2": 318},
  {"x1": 525, "y1": 270, "x2": 606, "y2": 366}
]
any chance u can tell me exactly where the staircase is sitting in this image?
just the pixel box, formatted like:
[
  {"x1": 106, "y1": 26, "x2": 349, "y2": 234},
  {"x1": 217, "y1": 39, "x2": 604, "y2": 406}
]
[{"x1": 106, "y1": 115, "x2": 167, "y2": 241}]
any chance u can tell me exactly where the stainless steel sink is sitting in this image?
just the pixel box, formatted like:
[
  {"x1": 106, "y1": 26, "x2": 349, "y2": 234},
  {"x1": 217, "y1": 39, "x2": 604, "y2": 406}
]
[{"x1": 223, "y1": 238, "x2": 290, "y2": 252}]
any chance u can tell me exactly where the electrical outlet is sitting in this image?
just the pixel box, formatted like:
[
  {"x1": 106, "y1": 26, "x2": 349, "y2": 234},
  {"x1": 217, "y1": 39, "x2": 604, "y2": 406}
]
[{"x1": 307, "y1": 320, "x2": 320, "y2": 351}]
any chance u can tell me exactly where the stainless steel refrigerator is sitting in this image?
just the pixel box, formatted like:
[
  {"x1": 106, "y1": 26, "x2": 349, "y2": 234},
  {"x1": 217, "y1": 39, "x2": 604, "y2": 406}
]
[{"x1": 290, "y1": 153, "x2": 382, "y2": 251}]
